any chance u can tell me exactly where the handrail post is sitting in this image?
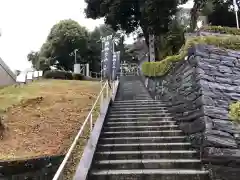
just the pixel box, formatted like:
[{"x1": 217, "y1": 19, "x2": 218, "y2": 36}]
[
  {"x1": 106, "y1": 82, "x2": 108, "y2": 99},
  {"x1": 100, "y1": 82, "x2": 103, "y2": 111},
  {"x1": 112, "y1": 81, "x2": 115, "y2": 97},
  {"x1": 90, "y1": 113, "x2": 93, "y2": 131}
]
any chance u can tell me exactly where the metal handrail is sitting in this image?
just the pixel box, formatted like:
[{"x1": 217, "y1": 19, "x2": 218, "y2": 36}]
[
  {"x1": 79, "y1": 66, "x2": 85, "y2": 75},
  {"x1": 52, "y1": 80, "x2": 117, "y2": 180},
  {"x1": 89, "y1": 71, "x2": 101, "y2": 78}
]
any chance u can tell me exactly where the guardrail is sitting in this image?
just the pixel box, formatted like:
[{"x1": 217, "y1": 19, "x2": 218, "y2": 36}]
[{"x1": 52, "y1": 79, "x2": 119, "y2": 180}]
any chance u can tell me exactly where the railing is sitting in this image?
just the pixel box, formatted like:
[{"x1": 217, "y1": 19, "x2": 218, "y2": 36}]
[
  {"x1": 89, "y1": 71, "x2": 101, "y2": 78},
  {"x1": 52, "y1": 79, "x2": 119, "y2": 180}
]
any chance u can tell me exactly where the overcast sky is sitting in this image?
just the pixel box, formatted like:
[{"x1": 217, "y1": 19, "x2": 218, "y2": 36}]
[{"x1": 0, "y1": 0, "x2": 193, "y2": 71}]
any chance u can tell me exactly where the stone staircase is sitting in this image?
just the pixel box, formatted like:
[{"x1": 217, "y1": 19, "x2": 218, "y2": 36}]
[{"x1": 87, "y1": 76, "x2": 210, "y2": 180}]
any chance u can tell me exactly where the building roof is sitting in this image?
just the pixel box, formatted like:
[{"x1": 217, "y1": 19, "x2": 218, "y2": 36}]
[{"x1": 0, "y1": 57, "x2": 16, "y2": 81}]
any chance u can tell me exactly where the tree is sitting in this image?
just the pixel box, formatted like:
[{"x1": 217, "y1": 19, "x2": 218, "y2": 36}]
[
  {"x1": 87, "y1": 24, "x2": 120, "y2": 73},
  {"x1": 85, "y1": 0, "x2": 187, "y2": 43},
  {"x1": 156, "y1": 19, "x2": 185, "y2": 60},
  {"x1": 27, "y1": 51, "x2": 39, "y2": 69},
  {"x1": 38, "y1": 19, "x2": 89, "y2": 71},
  {"x1": 190, "y1": 0, "x2": 208, "y2": 31},
  {"x1": 206, "y1": 0, "x2": 240, "y2": 27}
]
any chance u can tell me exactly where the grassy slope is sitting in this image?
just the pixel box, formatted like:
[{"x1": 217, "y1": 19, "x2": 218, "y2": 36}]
[{"x1": 0, "y1": 80, "x2": 101, "y2": 160}]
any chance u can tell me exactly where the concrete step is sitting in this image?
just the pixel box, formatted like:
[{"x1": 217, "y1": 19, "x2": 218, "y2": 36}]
[
  {"x1": 97, "y1": 142, "x2": 191, "y2": 151},
  {"x1": 106, "y1": 120, "x2": 176, "y2": 126},
  {"x1": 108, "y1": 113, "x2": 171, "y2": 118},
  {"x1": 103, "y1": 125, "x2": 178, "y2": 131},
  {"x1": 98, "y1": 136, "x2": 187, "y2": 144},
  {"x1": 102, "y1": 130, "x2": 183, "y2": 137},
  {"x1": 112, "y1": 104, "x2": 167, "y2": 108},
  {"x1": 95, "y1": 150, "x2": 198, "y2": 160},
  {"x1": 107, "y1": 116, "x2": 173, "y2": 121},
  {"x1": 114, "y1": 100, "x2": 161, "y2": 103},
  {"x1": 113, "y1": 101, "x2": 164, "y2": 105},
  {"x1": 93, "y1": 159, "x2": 202, "y2": 170},
  {"x1": 110, "y1": 107, "x2": 168, "y2": 111},
  {"x1": 89, "y1": 169, "x2": 209, "y2": 180}
]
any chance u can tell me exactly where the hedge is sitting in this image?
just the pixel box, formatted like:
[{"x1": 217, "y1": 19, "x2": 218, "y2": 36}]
[
  {"x1": 229, "y1": 101, "x2": 240, "y2": 122},
  {"x1": 72, "y1": 73, "x2": 84, "y2": 80},
  {"x1": 142, "y1": 34, "x2": 240, "y2": 77},
  {"x1": 200, "y1": 26, "x2": 240, "y2": 35},
  {"x1": 43, "y1": 70, "x2": 73, "y2": 80}
]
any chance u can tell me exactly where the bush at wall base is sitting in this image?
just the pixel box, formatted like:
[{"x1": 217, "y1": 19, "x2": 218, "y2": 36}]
[
  {"x1": 43, "y1": 70, "x2": 73, "y2": 80},
  {"x1": 229, "y1": 101, "x2": 240, "y2": 123}
]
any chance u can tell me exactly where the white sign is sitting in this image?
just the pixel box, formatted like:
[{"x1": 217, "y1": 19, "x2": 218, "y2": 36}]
[
  {"x1": 38, "y1": 71, "x2": 43, "y2": 77},
  {"x1": 26, "y1": 72, "x2": 33, "y2": 80},
  {"x1": 74, "y1": 64, "x2": 81, "y2": 74},
  {"x1": 33, "y1": 71, "x2": 39, "y2": 78},
  {"x1": 16, "y1": 73, "x2": 26, "y2": 83}
]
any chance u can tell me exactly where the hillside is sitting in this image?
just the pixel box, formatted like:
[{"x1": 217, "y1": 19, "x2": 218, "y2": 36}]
[{"x1": 0, "y1": 80, "x2": 101, "y2": 160}]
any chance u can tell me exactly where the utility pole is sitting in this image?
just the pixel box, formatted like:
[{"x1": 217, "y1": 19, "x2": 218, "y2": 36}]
[{"x1": 233, "y1": 0, "x2": 239, "y2": 29}]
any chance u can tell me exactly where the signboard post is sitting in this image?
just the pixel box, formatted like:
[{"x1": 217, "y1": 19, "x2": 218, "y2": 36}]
[{"x1": 233, "y1": 0, "x2": 239, "y2": 29}]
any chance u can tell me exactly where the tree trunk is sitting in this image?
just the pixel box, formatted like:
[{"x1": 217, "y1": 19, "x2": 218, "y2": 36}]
[{"x1": 190, "y1": 6, "x2": 198, "y2": 31}]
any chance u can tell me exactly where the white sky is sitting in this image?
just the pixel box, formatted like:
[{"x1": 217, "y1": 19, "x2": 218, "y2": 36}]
[{"x1": 0, "y1": 0, "x2": 193, "y2": 71}]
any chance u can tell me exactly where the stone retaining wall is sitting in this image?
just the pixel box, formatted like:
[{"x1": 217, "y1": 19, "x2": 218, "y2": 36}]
[
  {"x1": 146, "y1": 44, "x2": 240, "y2": 180},
  {"x1": 0, "y1": 155, "x2": 63, "y2": 179}
]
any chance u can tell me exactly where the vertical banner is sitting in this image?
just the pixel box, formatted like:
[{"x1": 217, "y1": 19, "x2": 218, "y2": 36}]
[
  {"x1": 112, "y1": 52, "x2": 117, "y2": 80},
  {"x1": 101, "y1": 35, "x2": 113, "y2": 79},
  {"x1": 101, "y1": 49, "x2": 105, "y2": 79},
  {"x1": 115, "y1": 51, "x2": 121, "y2": 78},
  {"x1": 149, "y1": 34, "x2": 155, "y2": 62}
]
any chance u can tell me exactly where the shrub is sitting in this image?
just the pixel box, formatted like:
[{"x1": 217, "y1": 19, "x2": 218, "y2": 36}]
[
  {"x1": 142, "y1": 34, "x2": 240, "y2": 77},
  {"x1": 200, "y1": 26, "x2": 240, "y2": 35},
  {"x1": 72, "y1": 73, "x2": 84, "y2": 80},
  {"x1": 43, "y1": 70, "x2": 73, "y2": 80},
  {"x1": 229, "y1": 102, "x2": 240, "y2": 122}
]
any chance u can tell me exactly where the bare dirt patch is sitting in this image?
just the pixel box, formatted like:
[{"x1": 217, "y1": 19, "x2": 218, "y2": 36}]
[{"x1": 0, "y1": 80, "x2": 100, "y2": 160}]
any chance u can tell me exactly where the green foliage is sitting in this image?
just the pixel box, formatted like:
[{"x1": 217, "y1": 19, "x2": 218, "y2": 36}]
[
  {"x1": 43, "y1": 70, "x2": 73, "y2": 80},
  {"x1": 156, "y1": 20, "x2": 185, "y2": 60},
  {"x1": 229, "y1": 102, "x2": 240, "y2": 122},
  {"x1": 206, "y1": 0, "x2": 240, "y2": 27},
  {"x1": 28, "y1": 21, "x2": 118, "y2": 73},
  {"x1": 27, "y1": 51, "x2": 39, "y2": 69},
  {"x1": 85, "y1": 0, "x2": 187, "y2": 39},
  {"x1": 142, "y1": 35, "x2": 240, "y2": 77},
  {"x1": 72, "y1": 73, "x2": 84, "y2": 80},
  {"x1": 190, "y1": 0, "x2": 208, "y2": 31},
  {"x1": 143, "y1": 0, "x2": 188, "y2": 35},
  {"x1": 87, "y1": 24, "x2": 118, "y2": 73},
  {"x1": 200, "y1": 26, "x2": 240, "y2": 35},
  {"x1": 85, "y1": 0, "x2": 141, "y2": 34},
  {"x1": 39, "y1": 19, "x2": 89, "y2": 71}
]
